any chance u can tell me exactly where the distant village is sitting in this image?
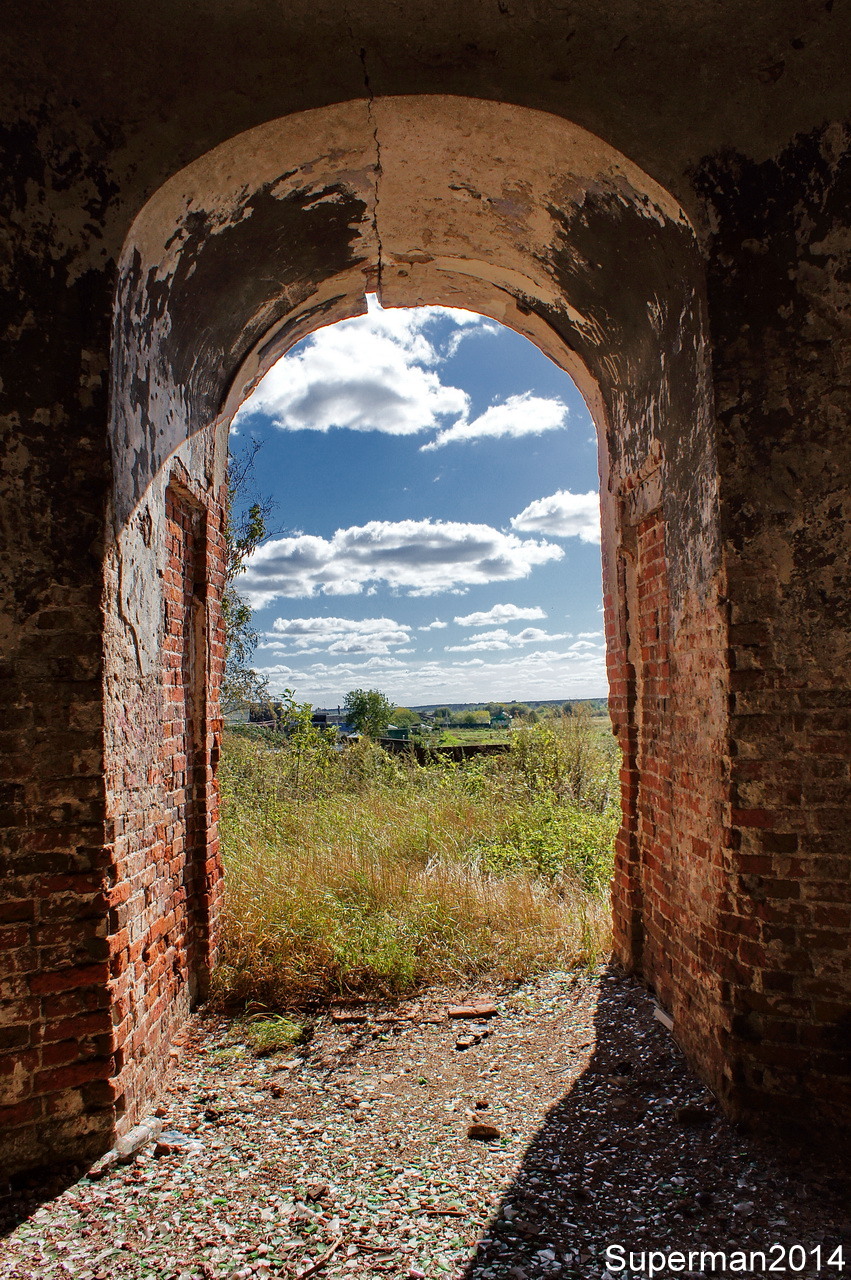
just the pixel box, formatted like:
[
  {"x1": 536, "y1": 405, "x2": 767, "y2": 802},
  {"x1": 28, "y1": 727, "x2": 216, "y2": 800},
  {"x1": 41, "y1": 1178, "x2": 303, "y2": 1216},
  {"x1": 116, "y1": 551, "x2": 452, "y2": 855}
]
[{"x1": 224, "y1": 697, "x2": 608, "y2": 743}]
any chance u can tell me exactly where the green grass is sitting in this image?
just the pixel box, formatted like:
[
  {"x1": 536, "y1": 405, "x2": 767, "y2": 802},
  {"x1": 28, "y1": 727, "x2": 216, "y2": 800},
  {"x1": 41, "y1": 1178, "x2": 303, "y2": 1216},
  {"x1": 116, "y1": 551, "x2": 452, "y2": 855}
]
[
  {"x1": 436, "y1": 727, "x2": 511, "y2": 745},
  {"x1": 214, "y1": 714, "x2": 619, "y2": 1011},
  {"x1": 243, "y1": 1014, "x2": 308, "y2": 1055}
]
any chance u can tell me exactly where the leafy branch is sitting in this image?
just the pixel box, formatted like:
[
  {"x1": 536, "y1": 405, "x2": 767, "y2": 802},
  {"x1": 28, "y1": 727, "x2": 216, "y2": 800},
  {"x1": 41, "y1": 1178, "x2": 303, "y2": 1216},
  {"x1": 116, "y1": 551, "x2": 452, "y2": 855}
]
[{"x1": 221, "y1": 440, "x2": 277, "y2": 714}]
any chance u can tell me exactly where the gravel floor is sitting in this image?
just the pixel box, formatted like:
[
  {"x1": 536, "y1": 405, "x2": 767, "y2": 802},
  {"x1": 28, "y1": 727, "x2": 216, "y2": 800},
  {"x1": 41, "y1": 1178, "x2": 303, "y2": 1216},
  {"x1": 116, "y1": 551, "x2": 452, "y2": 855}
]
[{"x1": 1, "y1": 969, "x2": 849, "y2": 1280}]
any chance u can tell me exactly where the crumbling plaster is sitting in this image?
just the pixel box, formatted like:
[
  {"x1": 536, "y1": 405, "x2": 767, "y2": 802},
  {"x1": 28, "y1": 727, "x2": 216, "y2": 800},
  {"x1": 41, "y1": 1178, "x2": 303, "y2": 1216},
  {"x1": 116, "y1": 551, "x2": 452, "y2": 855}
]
[
  {"x1": 106, "y1": 92, "x2": 726, "y2": 1155},
  {"x1": 112, "y1": 97, "x2": 715, "y2": 631},
  {"x1": 1, "y1": 0, "x2": 850, "y2": 1174}
]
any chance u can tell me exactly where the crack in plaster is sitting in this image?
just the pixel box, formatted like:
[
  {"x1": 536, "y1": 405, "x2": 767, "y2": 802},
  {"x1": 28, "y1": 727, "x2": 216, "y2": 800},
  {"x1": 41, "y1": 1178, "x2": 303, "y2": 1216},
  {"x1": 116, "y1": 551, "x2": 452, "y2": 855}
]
[{"x1": 358, "y1": 45, "x2": 384, "y2": 295}]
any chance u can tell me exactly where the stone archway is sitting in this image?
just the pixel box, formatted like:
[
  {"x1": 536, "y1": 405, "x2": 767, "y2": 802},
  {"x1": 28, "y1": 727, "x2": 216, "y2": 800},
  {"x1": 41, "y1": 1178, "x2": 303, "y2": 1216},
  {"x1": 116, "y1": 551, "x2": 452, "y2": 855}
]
[
  {"x1": 103, "y1": 96, "x2": 724, "y2": 1154},
  {"x1": 3, "y1": 65, "x2": 850, "y2": 1177}
]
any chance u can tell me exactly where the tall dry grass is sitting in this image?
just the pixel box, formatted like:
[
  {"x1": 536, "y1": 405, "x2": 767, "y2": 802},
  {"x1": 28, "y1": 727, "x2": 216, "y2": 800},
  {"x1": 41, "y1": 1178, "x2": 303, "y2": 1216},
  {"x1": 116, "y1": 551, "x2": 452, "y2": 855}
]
[{"x1": 214, "y1": 715, "x2": 618, "y2": 1010}]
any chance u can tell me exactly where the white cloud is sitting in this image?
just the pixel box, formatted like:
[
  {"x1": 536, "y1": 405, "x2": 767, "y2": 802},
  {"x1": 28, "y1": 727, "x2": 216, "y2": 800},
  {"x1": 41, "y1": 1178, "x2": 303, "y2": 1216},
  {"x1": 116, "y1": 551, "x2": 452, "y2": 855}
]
[
  {"x1": 422, "y1": 392, "x2": 569, "y2": 451},
  {"x1": 236, "y1": 297, "x2": 483, "y2": 438},
  {"x1": 515, "y1": 627, "x2": 570, "y2": 644},
  {"x1": 241, "y1": 518, "x2": 563, "y2": 606},
  {"x1": 255, "y1": 647, "x2": 608, "y2": 707},
  {"x1": 419, "y1": 619, "x2": 448, "y2": 631},
  {"x1": 236, "y1": 300, "x2": 573, "y2": 454},
  {"x1": 510, "y1": 489, "x2": 600, "y2": 543},
  {"x1": 445, "y1": 626, "x2": 570, "y2": 653},
  {"x1": 454, "y1": 603, "x2": 547, "y2": 627},
  {"x1": 258, "y1": 615, "x2": 413, "y2": 656},
  {"x1": 443, "y1": 320, "x2": 499, "y2": 357},
  {"x1": 445, "y1": 633, "x2": 512, "y2": 653}
]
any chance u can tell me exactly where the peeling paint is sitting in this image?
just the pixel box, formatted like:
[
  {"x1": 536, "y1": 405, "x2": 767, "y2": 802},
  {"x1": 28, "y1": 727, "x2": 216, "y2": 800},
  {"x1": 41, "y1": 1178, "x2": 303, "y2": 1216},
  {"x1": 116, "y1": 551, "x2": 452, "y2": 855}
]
[{"x1": 2, "y1": 30, "x2": 851, "y2": 1174}]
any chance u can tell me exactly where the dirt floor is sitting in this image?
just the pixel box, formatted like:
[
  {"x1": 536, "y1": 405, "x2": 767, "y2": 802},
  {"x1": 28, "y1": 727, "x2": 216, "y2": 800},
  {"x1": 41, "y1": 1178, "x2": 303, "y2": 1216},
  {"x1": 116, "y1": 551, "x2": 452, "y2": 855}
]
[{"x1": 1, "y1": 968, "x2": 849, "y2": 1280}]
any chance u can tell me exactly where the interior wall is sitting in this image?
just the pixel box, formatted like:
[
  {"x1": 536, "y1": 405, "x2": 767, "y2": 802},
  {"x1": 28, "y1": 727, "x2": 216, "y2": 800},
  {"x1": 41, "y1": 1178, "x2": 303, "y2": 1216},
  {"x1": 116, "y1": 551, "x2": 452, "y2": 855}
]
[
  {"x1": 2, "y1": 1, "x2": 850, "y2": 1180},
  {"x1": 694, "y1": 126, "x2": 851, "y2": 1122},
  {"x1": 99, "y1": 97, "x2": 725, "y2": 1148}
]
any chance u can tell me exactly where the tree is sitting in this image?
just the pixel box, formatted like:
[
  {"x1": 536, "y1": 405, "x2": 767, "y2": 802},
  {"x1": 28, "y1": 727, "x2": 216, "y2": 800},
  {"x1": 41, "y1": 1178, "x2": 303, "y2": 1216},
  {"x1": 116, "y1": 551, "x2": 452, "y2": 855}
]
[
  {"x1": 391, "y1": 706, "x2": 421, "y2": 729},
  {"x1": 450, "y1": 708, "x2": 490, "y2": 727},
  {"x1": 221, "y1": 441, "x2": 276, "y2": 713},
  {"x1": 343, "y1": 688, "x2": 394, "y2": 738}
]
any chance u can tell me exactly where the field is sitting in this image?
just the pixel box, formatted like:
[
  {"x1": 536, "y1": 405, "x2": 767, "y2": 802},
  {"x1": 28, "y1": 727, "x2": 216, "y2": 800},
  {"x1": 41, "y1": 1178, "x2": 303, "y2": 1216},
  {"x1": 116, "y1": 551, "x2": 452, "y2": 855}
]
[
  {"x1": 430, "y1": 713, "x2": 611, "y2": 747},
  {"x1": 215, "y1": 713, "x2": 620, "y2": 1011},
  {"x1": 434, "y1": 727, "x2": 511, "y2": 745}
]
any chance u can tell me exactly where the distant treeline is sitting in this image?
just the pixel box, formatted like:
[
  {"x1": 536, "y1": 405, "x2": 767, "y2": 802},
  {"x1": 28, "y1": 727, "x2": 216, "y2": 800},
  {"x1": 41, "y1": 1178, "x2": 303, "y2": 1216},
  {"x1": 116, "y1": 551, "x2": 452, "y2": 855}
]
[
  {"x1": 413, "y1": 697, "x2": 609, "y2": 719},
  {"x1": 236, "y1": 695, "x2": 609, "y2": 735}
]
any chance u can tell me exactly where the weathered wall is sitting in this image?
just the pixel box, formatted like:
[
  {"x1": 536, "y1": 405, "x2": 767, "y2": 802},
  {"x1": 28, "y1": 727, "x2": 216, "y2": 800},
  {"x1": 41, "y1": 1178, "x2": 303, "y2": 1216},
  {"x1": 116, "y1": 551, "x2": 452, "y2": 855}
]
[
  {"x1": 695, "y1": 126, "x2": 851, "y2": 1122},
  {"x1": 103, "y1": 475, "x2": 225, "y2": 1132},
  {"x1": 1, "y1": 1, "x2": 850, "y2": 1174},
  {"x1": 3, "y1": 96, "x2": 728, "y2": 1170},
  {"x1": 0, "y1": 130, "x2": 119, "y2": 1171}
]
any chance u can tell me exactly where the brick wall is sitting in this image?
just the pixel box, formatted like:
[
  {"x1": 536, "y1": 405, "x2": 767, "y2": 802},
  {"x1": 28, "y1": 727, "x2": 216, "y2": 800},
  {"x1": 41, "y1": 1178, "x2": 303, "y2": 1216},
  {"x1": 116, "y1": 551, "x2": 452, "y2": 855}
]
[
  {"x1": 2, "y1": 93, "x2": 849, "y2": 1179},
  {"x1": 692, "y1": 127, "x2": 851, "y2": 1129},
  {"x1": 0, "y1": 606, "x2": 117, "y2": 1172},
  {"x1": 0, "y1": 206, "x2": 118, "y2": 1174},
  {"x1": 608, "y1": 485, "x2": 732, "y2": 1112},
  {"x1": 106, "y1": 479, "x2": 226, "y2": 1131},
  {"x1": 0, "y1": 468, "x2": 226, "y2": 1175}
]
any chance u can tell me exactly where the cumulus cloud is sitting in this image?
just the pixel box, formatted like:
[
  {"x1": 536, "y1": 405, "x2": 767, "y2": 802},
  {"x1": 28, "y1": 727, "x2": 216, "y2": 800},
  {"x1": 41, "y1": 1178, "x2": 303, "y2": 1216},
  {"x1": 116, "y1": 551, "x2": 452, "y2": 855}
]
[
  {"x1": 419, "y1": 619, "x2": 448, "y2": 631},
  {"x1": 236, "y1": 297, "x2": 481, "y2": 438},
  {"x1": 422, "y1": 392, "x2": 569, "y2": 451},
  {"x1": 510, "y1": 489, "x2": 600, "y2": 543},
  {"x1": 258, "y1": 615, "x2": 413, "y2": 656},
  {"x1": 445, "y1": 626, "x2": 571, "y2": 653},
  {"x1": 236, "y1": 299, "x2": 570, "y2": 452},
  {"x1": 515, "y1": 626, "x2": 570, "y2": 644},
  {"x1": 454, "y1": 603, "x2": 547, "y2": 627},
  {"x1": 445, "y1": 631, "x2": 513, "y2": 653},
  {"x1": 240, "y1": 518, "x2": 563, "y2": 606}
]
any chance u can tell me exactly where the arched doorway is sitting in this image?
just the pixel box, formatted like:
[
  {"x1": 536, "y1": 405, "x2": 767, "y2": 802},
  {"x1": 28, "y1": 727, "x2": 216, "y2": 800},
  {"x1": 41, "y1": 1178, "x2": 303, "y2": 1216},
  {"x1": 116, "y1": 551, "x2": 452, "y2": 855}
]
[{"x1": 106, "y1": 95, "x2": 724, "y2": 1143}]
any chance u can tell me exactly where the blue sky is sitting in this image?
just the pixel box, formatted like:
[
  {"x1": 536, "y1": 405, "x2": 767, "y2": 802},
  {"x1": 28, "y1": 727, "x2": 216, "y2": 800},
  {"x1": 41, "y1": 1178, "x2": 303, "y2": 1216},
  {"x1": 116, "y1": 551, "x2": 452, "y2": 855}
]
[{"x1": 233, "y1": 297, "x2": 606, "y2": 708}]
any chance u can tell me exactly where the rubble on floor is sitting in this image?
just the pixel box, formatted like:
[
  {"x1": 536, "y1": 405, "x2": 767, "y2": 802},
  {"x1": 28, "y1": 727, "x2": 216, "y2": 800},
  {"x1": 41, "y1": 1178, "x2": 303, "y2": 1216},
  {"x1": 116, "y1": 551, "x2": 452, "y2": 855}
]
[{"x1": 1, "y1": 970, "x2": 848, "y2": 1279}]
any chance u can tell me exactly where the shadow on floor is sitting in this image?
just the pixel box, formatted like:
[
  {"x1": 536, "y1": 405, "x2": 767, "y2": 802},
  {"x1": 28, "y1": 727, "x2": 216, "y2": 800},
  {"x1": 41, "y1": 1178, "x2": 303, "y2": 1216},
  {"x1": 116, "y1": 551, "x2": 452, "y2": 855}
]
[
  {"x1": 0, "y1": 1163, "x2": 84, "y2": 1238},
  {"x1": 462, "y1": 971, "x2": 850, "y2": 1280}
]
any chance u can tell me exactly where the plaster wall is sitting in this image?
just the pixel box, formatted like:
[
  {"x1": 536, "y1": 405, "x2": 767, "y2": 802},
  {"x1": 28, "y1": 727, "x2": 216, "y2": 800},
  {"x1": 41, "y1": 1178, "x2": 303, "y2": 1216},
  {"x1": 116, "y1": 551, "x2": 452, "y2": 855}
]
[{"x1": 1, "y1": 2, "x2": 850, "y2": 1173}]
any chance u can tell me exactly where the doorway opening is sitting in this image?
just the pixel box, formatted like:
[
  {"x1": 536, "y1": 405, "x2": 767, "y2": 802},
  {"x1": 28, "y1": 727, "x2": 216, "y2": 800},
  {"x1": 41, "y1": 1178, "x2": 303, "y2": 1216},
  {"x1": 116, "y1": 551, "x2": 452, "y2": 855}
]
[
  {"x1": 104, "y1": 94, "x2": 727, "y2": 1132},
  {"x1": 216, "y1": 296, "x2": 619, "y2": 1016}
]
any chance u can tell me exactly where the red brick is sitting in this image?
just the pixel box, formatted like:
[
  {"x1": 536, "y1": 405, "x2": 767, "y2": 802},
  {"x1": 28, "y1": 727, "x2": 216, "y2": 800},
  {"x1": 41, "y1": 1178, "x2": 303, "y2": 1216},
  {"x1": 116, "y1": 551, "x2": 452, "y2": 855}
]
[{"x1": 29, "y1": 963, "x2": 110, "y2": 995}]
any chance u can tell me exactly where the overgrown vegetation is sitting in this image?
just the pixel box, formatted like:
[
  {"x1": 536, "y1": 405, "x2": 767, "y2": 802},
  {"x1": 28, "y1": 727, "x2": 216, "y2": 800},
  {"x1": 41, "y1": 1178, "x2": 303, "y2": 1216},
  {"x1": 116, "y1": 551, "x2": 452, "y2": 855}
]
[
  {"x1": 221, "y1": 442, "x2": 276, "y2": 714},
  {"x1": 214, "y1": 708, "x2": 619, "y2": 1011}
]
